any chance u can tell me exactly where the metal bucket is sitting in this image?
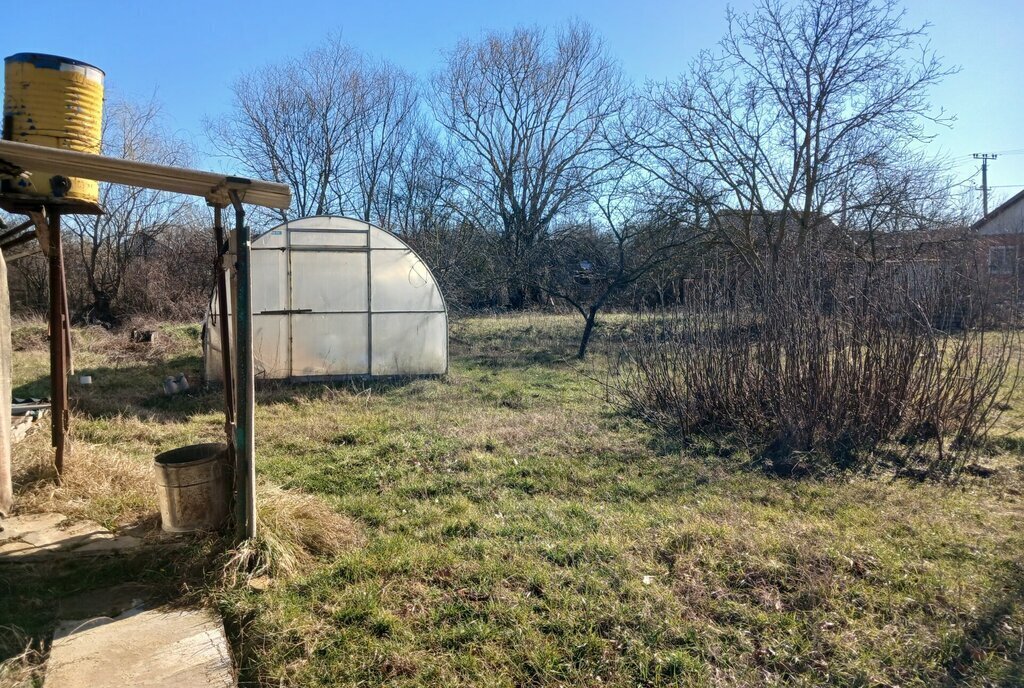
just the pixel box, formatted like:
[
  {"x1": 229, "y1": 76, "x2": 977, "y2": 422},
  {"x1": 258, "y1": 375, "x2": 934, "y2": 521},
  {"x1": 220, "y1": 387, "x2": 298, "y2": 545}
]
[{"x1": 153, "y1": 443, "x2": 229, "y2": 533}]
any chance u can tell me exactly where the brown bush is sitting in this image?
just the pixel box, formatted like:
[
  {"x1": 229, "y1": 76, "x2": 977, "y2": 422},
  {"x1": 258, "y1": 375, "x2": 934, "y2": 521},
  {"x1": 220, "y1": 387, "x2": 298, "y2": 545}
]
[{"x1": 604, "y1": 256, "x2": 1020, "y2": 478}]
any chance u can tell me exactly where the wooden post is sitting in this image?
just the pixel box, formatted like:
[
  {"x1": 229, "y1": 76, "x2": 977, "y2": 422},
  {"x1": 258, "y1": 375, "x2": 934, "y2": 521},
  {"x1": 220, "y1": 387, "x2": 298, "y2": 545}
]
[{"x1": 0, "y1": 246, "x2": 13, "y2": 516}]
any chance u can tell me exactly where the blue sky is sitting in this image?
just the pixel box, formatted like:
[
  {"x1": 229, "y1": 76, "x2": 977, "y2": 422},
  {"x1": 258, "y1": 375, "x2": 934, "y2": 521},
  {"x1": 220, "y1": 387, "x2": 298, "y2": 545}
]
[{"x1": 6, "y1": 0, "x2": 1024, "y2": 207}]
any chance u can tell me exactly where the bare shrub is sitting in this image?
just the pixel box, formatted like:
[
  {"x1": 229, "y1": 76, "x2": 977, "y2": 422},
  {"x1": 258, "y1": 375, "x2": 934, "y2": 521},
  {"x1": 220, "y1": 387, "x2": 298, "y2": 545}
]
[
  {"x1": 604, "y1": 255, "x2": 1020, "y2": 478},
  {"x1": 117, "y1": 226, "x2": 215, "y2": 321}
]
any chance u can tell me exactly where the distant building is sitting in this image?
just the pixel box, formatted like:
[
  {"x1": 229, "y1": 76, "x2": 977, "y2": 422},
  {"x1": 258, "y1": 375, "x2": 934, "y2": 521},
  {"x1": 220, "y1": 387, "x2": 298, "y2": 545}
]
[
  {"x1": 973, "y1": 188, "x2": 1024, "y2": 280},
  {"x1": 712, "y1": 209, "x2": 842, "y2": 255}
]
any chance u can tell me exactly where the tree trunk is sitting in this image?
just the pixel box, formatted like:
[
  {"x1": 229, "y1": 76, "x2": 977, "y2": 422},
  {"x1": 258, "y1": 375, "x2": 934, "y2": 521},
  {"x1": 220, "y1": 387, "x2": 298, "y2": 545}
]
[
  {"x1": 508, "y1": 285, "x2": 528, "y2": 310},
  {"x1": 577, "y1": 306, "x2": 599, "y2": 359}
]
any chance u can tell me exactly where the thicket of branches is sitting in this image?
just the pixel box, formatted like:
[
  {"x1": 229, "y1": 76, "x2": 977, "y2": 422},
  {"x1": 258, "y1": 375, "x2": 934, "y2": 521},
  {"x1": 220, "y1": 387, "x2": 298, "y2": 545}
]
[{"x1": 604, "y1": 255, "x2": 1020, "y2": 477}]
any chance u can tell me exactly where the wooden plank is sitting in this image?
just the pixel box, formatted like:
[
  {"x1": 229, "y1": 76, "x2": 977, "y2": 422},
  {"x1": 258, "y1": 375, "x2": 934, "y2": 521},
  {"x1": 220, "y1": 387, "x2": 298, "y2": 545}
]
[
  {"x1": 0, "y1": 219, "x2": 33, "y2": 243},
  {"x1": 3, "y1": 244, "x2": 42, "y2": 262},
  {"x1": 0, "y1": 248, "x2": 11, "y2": 515},
  {"x1": 0, "y1": 140, "x2": 291, "y2": 210}
]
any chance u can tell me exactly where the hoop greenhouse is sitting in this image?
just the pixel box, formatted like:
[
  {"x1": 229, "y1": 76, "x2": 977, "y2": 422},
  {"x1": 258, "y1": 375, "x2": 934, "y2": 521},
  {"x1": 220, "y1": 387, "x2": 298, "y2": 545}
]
[{"x1": 203, "y1": 216, "x2": 448, "y2": 381}]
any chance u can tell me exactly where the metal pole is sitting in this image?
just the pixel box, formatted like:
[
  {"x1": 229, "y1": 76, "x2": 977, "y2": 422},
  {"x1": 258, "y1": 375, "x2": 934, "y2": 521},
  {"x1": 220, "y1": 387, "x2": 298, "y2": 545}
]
[
  {"x1": 229, "y1": 191, "x2": 256, "y2": 540},
  {"x1": 213, "y1": 206, "x2": 237, "y2": 509},
  {"x1": 46, "y1": 209, "x2": 68, "y2": 477},
  {"x1": 59, "y1": 238, "x2": 73, "y2": 375}
]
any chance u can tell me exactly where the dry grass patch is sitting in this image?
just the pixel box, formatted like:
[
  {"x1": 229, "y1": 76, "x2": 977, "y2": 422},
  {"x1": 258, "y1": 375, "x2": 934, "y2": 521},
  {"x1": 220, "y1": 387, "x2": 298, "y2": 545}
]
[
  {"x1": 223, "y1": 483, "x2": 364, "y2": 585},
  {"x1": 10, "y1": 425, "x2": 153, "y2": 528},
  {"x1": 0, "y1": 632, "x2": 40, "y2": 688}
]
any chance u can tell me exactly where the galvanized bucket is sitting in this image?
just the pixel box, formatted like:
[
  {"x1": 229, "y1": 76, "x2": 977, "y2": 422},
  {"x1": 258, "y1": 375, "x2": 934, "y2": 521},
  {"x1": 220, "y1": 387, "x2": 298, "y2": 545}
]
[{"x1": 153, "y1": 443, "x2": 229, "y2": 533}]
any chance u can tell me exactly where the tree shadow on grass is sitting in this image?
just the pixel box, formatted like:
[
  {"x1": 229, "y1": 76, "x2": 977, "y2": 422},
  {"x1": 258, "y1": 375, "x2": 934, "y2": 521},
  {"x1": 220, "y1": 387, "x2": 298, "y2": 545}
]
[
  {"x1": 12, "y1": 353, "x2": 427, "y2": 425},
  {"x1": 14, "y1": 353, "x2": 219, "y2": 425},
  {"x1": 254, "y1": 374, "x2": 430, "y2": 405},
  {"x1": 941, "y1": 561, "x2": 1024, "y2": 687},
  {"x1": 457, "y1": 349, "x2": 572, "y2": 370}
]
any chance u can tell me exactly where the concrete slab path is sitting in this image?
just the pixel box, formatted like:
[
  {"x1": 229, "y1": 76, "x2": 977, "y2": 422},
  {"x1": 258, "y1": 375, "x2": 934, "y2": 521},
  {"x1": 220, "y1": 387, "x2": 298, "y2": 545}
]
[
  {"x1": 1, "y1": 512, "x2": 236, "y2": 686},
  {"x1": 45, "y1": 607, "x2": 235, "y2": 688},
  {"x1": 0, "y1": 512, "x2": 142, "y2": 561}
]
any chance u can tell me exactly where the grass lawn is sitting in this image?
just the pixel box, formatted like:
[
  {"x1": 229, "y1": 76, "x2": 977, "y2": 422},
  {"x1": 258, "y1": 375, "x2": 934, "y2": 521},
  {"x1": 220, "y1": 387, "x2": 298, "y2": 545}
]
[{"x1": 2, "y1": 312, "x2": 1024, "y2": 687}]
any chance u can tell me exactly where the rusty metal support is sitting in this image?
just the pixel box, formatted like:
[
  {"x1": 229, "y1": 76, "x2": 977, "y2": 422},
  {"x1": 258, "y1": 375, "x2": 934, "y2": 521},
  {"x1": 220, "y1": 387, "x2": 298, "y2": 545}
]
[
  {"x1": 46, "y1": 209, "x2": 69, "y2": 476},
  {"x1": 61, "y1": 246, "x2": 72, "y2": 375},
  {"x1": 212, "y1": 206, "x2": 237, "y2": 504}
]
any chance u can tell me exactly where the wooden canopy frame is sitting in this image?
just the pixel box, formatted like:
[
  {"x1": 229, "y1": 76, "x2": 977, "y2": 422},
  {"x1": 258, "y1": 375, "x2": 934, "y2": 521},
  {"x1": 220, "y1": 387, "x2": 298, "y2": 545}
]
[{"x1": 0, "y1": 139, "x2": 291, "y2": 540}]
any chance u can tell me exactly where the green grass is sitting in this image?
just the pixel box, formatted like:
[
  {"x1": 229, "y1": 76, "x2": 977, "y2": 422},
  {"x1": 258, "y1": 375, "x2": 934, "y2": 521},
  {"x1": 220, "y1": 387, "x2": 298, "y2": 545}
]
[{"x1": 3, "y1": 312, "x2": 1024, "y2": 686}]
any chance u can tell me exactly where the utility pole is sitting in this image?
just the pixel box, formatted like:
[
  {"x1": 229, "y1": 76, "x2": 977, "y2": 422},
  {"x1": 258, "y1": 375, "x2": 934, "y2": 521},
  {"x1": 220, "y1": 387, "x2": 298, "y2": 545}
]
[{"x1": 973, "y1": 153, "x2": 998, "y2": 216}]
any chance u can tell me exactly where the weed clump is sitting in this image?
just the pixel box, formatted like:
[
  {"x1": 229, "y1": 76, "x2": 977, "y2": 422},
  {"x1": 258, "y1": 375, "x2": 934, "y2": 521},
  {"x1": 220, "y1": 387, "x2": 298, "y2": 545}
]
[{"x1": 222, "y1": 484, "x2": 362, "y2": 584}]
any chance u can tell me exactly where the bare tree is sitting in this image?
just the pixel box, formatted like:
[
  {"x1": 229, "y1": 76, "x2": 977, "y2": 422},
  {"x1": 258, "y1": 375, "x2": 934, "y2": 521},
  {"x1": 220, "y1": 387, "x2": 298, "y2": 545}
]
[
  {"x1": 432, "y1": 22, "x2": 628, "y2": 308},
  {"x1": 389, "y1": 126, "x2": 493, "y2": 307},
  {"x1": 337, "y1": 61, "x2": 421, "y2": 226},
  {"x1": 392, "y1": 124, "x2": 459, "y2": 235},
  {"x1": 544, "y1": 174, "x2": 700, "y2": 358},
  {"x1": 843, "y1": 154, "x2": 970, "y2": 269},
  {"x1": 64, "y1": 99, "x2": 194, "y2": 324},
  {"x1": 213, "y1": 38, "x2": 425, "y2": 231},
  {"x1": 639, "y1": 0, "x2": 955, "y2": 271},
  {"x1": 210, "y1": 37, "x2": 363, "y2": 220}
]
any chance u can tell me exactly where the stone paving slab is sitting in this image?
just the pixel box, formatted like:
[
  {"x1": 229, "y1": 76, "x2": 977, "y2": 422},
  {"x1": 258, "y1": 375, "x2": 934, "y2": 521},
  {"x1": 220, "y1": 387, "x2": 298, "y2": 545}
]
[
  {"x1": 0, "y1": 512, "x2": 143, "y2": 562},
  {"x1": 58, "y1": 583, "x2": 154, "y2": 619},
  {"x1": 46, "y1": 607, "x2": 235, "y2": 688},
  {"x1": 11, "y1": 413, "x2": 42, "y2": 443}
]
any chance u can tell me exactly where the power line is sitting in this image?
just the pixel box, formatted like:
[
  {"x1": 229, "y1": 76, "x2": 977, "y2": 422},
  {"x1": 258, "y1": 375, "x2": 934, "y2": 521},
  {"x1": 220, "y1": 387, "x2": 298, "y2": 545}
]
[{"x1": 951, "y1": 148, "x2": 1024, "y2": 162}]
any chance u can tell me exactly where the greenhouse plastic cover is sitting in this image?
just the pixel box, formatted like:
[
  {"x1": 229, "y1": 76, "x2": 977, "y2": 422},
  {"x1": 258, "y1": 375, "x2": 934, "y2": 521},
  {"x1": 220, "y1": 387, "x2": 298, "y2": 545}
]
[{"x1": 204, "y1": 216, "x2": 448, "y2": 381}]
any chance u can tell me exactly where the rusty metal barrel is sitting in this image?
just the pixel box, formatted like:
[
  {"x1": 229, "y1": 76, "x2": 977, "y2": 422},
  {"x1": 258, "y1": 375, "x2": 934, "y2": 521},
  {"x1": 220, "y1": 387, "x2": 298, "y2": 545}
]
[
  {"x1": 153, "y1": 443, "x2": 229, "y2": 533},
  {"x1": 2, "y1": 52, "x2": 104, "y2": 203}
]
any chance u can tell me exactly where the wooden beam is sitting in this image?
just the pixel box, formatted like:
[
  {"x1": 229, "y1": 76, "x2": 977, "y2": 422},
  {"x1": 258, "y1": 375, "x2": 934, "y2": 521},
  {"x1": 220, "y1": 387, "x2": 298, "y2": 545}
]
[
  {"x1": 0, "y1": 247, "x2": 12, "y2": 515},
  {"x1": 28, "y1": 210, "x2": 49, "y2": 257},
  {"x1": 2, "y1": 244, "x2": 42, "y2": 262},
  {"x1": 0, "y1": 140, "x2": 291, "y2": 210},
  {"x1": 0, "y1": 219, "x2": 33, "y2": 243},
  {"x1": 0, "y1": 231, "x2": 39, "y2": 252}
]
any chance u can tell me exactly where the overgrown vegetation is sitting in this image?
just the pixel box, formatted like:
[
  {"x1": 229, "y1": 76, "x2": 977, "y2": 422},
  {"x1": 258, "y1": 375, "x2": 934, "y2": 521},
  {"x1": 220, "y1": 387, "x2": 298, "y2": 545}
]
[
  {"x1": 605, "y1": 259, "x2": 1021, "y2": 478},
  {"x1": 2, "y1": 314, "x2": 1023, "y2": 687}
]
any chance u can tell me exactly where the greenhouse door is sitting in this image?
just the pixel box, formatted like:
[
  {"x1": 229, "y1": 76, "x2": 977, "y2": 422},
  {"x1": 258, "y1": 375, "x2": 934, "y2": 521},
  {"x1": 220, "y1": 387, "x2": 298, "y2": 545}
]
[
  {"x1": 249, "y1": 243, "x2": 290, "y2": 379},
  {"x1": 287, "y1": 229, "x2": 372, "y2": 377}
]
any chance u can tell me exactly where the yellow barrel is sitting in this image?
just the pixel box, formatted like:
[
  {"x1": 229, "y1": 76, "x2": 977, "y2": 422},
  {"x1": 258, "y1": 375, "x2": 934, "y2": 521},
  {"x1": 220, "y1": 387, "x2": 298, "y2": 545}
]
[{"x1": 3, "y1": 53, "x2": 104, "y2": 204}]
